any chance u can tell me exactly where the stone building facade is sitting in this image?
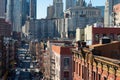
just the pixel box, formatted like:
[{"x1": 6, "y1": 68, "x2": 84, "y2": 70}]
[
  {"x1": 84, "y1": 25, "x2": 120, "y2": 45},
  {"x1": 64, "y1": 6, "x2": 101, "y2": 30},
  {"x1": 72, "y1": 41, "x2": 120, "y2": 80},
  {"x1": 42, "y1": 40, "x2": 120, "y2": 80}
]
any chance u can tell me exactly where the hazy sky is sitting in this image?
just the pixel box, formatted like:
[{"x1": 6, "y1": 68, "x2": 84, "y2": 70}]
[{"x1": 37, "y1": 0, "x2": 106, "y2": 19}]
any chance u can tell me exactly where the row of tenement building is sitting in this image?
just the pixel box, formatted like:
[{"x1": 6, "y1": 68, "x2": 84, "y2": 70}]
[
  {"x1": 0, "y1": 36, "x2": 19, "y2": 80},
  {"x1": 0, "y1": 18, "x2": 19, "y2": 79},
  {"x1": 30, "y1": 38, "x2": 120, "y2": 80}
]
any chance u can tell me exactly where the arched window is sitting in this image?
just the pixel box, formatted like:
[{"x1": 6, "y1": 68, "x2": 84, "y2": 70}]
[
  {"x1": 117, "y1": 34, "x2": 120, "y2": 41},
  {"x1": 109, "y1": 33, "x2": 114, "y2": 40}
]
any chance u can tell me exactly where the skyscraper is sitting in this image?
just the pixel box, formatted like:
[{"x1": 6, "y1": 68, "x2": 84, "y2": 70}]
[
  {"x1": 6, "y1": 0, "x2": 36, "y2": 32},
  {"x1": 66, "y1": 0, "x2": 76, "y2": 10},
  {"x1": 53, "y1": 0, "x2": 63, "y2": 18},
  {"x1": 6, "y1": 0, "x2": 13, "y2": 24},
  {"x1": 30, "y1": 0, "x2": 36, "y2": 19},
  {"x1": 47, "y1": 5, "x2": 54, "y2": 19},
  {"x1": 0, "y1": 0, "x2": 6, "y2": 18}
]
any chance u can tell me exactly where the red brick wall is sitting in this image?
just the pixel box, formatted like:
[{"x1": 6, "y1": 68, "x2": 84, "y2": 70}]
[{"x1": 92, "y1": 27, "x2": 120, "y2": 44}]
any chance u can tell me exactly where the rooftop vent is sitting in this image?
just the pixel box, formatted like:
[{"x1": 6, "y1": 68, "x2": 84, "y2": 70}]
[{"x1": 100, "y1": 37, "x2": 111, "y2": 44}]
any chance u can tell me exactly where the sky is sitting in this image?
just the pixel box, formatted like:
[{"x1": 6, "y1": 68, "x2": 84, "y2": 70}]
[{"x1": 37, "y1": 0, "x2": 106, "y2": 19}]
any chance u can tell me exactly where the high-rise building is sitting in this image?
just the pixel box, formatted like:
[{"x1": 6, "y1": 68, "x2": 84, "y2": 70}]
[
  {"x1": 47, "y1": 5, "x2": 54, "y2": 19},
  {"x1": 53, "y1": 0, "x2": 63, "y2": 18},
  {"x1": 0, "y1": 0, "x2": 6, "y2": 18},
  {"x1": 104, "y1": 0, "x2": 120, "y2": 27},
  {"x1": 6, "y1": 0, "x2": 13, "y2": 24},
  {"x1": 6, "y1": 0, "x2": 36, "y2": 32},
  {"x1": 66, "y1": 0, "x2": 76, "y2": 10},
  {"x1": 21, "y1": 0, "x2": 30, "y2": 26},
  {"x1": 30, "y1": 0, "x2": 36, "y2": 19}
]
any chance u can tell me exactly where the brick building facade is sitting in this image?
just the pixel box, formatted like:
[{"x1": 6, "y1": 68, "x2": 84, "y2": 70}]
[
  {"x1": 72, "y1": 41, "x2": 120, "y2": 80},
  {"x1": 85, "y1": 25, "x2": 120, "y2": 45},
  {"x1": 0, "y1": 36, "x2": 17, "y2": 79},
  {"x1": 47, "y1": 40, "x2": 74, "y2": 80},
  {"x1": 37, "y1": 40, "x2": 120, "y2": 80}
]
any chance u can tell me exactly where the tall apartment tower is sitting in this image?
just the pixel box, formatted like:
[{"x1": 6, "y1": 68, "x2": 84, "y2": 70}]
[
  {"x1": 30, "y1": 0, "x2": 36, "y2": 19},
  {"x1": 47, "y1": 5, "x2": 54, "y2": 19},
  {"x1": 6, "y1": 0, "x2": 13, "y2": 24},
  {"x1": 66, "y1": 0, "x2": 76, "y2": 10},
  {"x1": 0, "y1": 0, "x2": 6, "y2": 18},
  {"x1": 104, "y1": 0, "x2": 120, "y2": 27},
  {"x1": 53, "y1": 0, "x2": 63, "y2": 18},
  {"x1": 6, "y1": 0, "x2": 36, "y2": 32}
]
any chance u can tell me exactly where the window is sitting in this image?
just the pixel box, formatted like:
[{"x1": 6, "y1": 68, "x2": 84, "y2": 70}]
[
  {"x1": 79, "y1": 64, "x2": 81, "y2": 76},
  {"x1": 76, "y1": 62, "x2": 78, "y2": 74},
  {"x1": 103, "y1": 34, "x2": 106, "y2": 37},
  {"x1": 109, "y1": 33, "x2": 114, "y2": 40},
  {"x1": 73, "y1": 61, "x2": 75, "y2": 72},
  {"x1": 104, "y1": 77, "x2": 107, "y2": 80},
  {"x1": 92, "y1": 71, "x2": 96, "y2": 80},
  {"x1": 82, "y1": 66, "x2": 84, "y2": 79},
  {"x1": 98, "y1": 74, "x2": 101, "y2": 80},
  {"x1": 64, "y1": 58, "x2": 70, "y2": 67},
  {"x1": 64, "y1": 71, "x2": 69, "y2": 80}
]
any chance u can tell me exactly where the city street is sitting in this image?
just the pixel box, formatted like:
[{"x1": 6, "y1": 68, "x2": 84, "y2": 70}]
[{"x1": 7, "y1": 43, "x2": 43, "y2": 80}]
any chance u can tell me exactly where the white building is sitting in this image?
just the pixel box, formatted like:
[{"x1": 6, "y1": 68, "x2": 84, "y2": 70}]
[
  {"x1": 55, "y1": 18, "x2": 68, "y2": 38},
  {"x1": 76, "y1": 28, "x2": 84, "y2": 41}
]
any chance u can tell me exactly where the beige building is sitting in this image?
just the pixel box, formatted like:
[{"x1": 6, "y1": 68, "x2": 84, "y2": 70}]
[
  {"x1": 113, "y1": 3, "x2": 120, "y2": 26},
  {"x1": 84, "y1": 25, "x2": 93, "y2": 45},
  {"x1": 76, "y1": 28, "x2": 84, "y2": 41}
]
